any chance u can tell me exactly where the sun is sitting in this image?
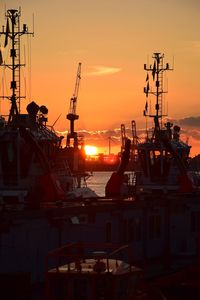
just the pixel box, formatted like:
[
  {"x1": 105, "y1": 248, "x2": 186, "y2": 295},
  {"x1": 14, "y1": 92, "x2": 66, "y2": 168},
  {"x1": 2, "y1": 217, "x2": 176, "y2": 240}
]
[{"x1": 84, "y1": 145, "x2": 98, "y2": 156}]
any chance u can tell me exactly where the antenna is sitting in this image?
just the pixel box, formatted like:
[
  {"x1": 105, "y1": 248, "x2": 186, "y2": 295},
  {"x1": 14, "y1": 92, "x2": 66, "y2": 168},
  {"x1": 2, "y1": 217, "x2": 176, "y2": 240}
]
[
  {"x1": 52, "y1": 114, "x2": 61, "y2": 127},
  {"x1": 32, "y1": 13, "x2": 35, "y2": 37},
  {"x1": 0, "y1": 8, "x2": 34, "y2": 124},
  {"x1": 144, "y1": 53, "x2": 173, "y2": 131}
]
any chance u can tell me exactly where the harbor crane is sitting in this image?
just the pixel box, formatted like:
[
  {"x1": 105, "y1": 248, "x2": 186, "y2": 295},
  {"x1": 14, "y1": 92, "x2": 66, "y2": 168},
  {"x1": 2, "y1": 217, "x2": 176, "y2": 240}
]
[
  {"x1": 131, "y1": 120, "x2": 138, "y2": 164},
  {"x1": 121, "y1": 124, "x2": 126, "y2": 153},
  {"x1": 66, "y1": 62, "x2": 81, "y2": 148}
]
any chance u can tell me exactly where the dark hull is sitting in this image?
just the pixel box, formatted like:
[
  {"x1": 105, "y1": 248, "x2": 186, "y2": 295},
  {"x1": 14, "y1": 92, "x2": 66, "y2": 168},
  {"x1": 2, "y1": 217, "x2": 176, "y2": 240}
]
[{"x1": 1, "y1": 193, "x2": 200, "y2": 284}]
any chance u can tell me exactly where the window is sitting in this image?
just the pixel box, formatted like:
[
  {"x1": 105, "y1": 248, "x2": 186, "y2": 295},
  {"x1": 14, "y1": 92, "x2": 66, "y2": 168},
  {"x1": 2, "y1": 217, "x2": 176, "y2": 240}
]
[
  {"x1": 106, "y1": 222, "x2": 112, "y2": 243},
  {"x1": 134, "y1": 218, "x2": 142, "y2": 241},
  {"x1": 121, "y1": 218, "x2": 142, "y2": 242},
  {"x1": 191, "y1": 211, "x2": 200, "y2": 232},
  {"x1": 149, "y1": 215, "x2": 161, "y2": 239}
]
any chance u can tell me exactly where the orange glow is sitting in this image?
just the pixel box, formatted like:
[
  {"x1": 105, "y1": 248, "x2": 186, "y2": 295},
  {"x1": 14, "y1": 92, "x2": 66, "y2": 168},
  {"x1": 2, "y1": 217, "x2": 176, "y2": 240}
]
[
  {"x1": 1, "y1": 3, "x2": 200, "y2": 158},
  {"x1": 84, "y1": 145, "x2": 98, "y2": 156}
]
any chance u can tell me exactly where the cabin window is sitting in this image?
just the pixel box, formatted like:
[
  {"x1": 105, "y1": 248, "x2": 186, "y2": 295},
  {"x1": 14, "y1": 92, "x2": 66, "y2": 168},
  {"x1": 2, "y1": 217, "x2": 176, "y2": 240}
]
[
  {"x1": 149, "y1": 150, "x2": 155, "y2": 165},
  {"x1": 138, "y1": 149, "x2": 148, "y2": 176},
  {"x1": 149, "y1": 215, "x2": 161, "y2": 239},
  {"x1": 121, "y1": 218, "x2": 142, "y2": 242},
  {"x1": 128, "y1": 219, "x2": 135, "y2": 241},
  {"x1": 20, "y1": 140, "x2": 33, "y2": 178},
  {"x1": 106, "y1": 221, "x2": 112, "y2": 242},
  {"x1": 0, "y1": 139, "x2": 18, "y2": 185},
  {"x1": 149, "y1": 150, "x2": 163, "y2": 179},
  {"x1": 134, "y1": 218, "x2": 142, "y2": 241},
  {"x1": 191, "y1": 211, "x2": 200, "y2": 232},
  {"x1": 122, "y1": 219, "x2": 128, "y2": 243}
]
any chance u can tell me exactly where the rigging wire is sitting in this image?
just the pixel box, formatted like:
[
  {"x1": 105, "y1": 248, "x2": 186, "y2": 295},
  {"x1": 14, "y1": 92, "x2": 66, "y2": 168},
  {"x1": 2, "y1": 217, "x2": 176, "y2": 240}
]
[
  {"x1": 27, "y1": 33, "x2": 32, "y2": 101},
  {"x1": 0, "y1": 38, "x2": 10, "y2": 97}
]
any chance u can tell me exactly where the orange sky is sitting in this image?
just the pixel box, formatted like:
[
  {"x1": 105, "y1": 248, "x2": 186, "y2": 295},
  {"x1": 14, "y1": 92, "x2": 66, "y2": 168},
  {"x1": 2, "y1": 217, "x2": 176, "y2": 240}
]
[{"x1": 1, "y1": 0, "x2": 200, "y2": 156}]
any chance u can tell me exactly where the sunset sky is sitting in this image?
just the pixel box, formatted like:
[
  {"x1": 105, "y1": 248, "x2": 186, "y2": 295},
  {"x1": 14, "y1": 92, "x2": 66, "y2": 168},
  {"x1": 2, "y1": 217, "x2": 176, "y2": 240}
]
[{"x1": 1, "y1": 0, "x2": 200, "y2": 156}]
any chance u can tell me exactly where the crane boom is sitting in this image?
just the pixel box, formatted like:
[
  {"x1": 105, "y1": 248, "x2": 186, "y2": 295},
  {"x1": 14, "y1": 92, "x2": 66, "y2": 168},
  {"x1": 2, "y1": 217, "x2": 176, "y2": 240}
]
[
  {"x1": 66, "y1": 63, "x2": 82, "y2": 148},
  {"x1": 121, "y1": 124, "x2": 126, "y2": 152},
  {"x1": 69, "y1": 62, "x2": 81, "y2": 115}
]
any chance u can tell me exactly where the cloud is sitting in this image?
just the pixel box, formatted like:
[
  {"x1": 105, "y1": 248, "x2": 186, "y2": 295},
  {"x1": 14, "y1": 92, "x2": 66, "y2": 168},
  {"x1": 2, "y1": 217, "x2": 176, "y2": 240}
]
[
  {"x1": 56, "y1": 128, "x2": 122, "y2": 147},
  {"x1": 56, "y1": 116, "x2": 200, "y2": 152},
  {"x1": 56, "y1": 126, "x2": 149, "y2": 150},
  {"x1": 85, "y1": 65, "x2": 121, "y2": 76},
  {"x1": 79, "y1": 128, "x2": 122, "y2": 143},
  {"x1": 188, "y1": 130, "x2": 200, "y2": 140},
  {"x1": 178, "y1": 116, "x2": 200, "y2": 128},
  {"x1": 56, "y1": 129, "x2": 68, "y2": 136}
]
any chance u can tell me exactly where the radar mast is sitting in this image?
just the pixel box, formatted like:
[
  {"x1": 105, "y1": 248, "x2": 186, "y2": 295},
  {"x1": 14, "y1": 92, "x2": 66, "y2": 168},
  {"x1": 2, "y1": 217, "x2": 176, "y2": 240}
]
[
  {"x1": 144, "y1": 53, "x2": 173, "y2": 137},
  {"x1": 0, "y1": 8, "x2": 33, "y2": 124}
]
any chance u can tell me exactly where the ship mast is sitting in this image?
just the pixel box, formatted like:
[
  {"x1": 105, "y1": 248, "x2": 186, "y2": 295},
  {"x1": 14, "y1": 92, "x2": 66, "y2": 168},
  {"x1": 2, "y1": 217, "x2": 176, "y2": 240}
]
[
  {"x1": 144, "y1": 53, "x2": 173, "y2": 137},
  {"x1": 0, "y1": 8, "x2": 33, "y2": 124}
]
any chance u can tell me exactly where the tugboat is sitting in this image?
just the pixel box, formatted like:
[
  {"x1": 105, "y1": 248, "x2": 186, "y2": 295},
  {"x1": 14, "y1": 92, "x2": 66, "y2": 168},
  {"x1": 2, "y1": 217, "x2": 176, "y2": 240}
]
[
  {"x1": 0, "y1": 7, "x2": 100, "y2": 286},
  {"x1": 106, "y1": 52, "x2": 200, "y2": 197},
  {"x1": 135, "y1": 52, "x2": 200, "y2": 196},
  {"x1": 0, "y1": 9, "x2": 95, "y2": 208},
  {"x1": 104, "y1": 52, "x2": 200, "y2": 291}
]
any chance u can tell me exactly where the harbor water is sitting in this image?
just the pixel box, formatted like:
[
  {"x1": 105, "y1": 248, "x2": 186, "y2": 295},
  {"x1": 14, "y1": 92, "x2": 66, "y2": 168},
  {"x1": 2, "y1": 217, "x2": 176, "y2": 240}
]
[{"x1": 86, "y1": 171, "x2": 112, "y2": 197}]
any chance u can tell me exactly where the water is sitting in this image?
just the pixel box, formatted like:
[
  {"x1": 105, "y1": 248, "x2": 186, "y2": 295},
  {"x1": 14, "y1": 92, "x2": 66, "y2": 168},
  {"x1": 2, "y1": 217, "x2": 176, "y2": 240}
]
[{"x1": 86, "y1": 171, "x2": 112, "y2": 197}]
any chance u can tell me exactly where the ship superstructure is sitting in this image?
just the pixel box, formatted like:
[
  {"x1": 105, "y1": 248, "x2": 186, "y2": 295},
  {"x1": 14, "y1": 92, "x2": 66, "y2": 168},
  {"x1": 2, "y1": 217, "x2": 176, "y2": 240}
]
[
  {"x1": 0, "y1": 9, "x2": 96, "y2": 207},
  {"x1": 0, "y1": 9, "x2": 72, "y2": 206},
  {"x1": 106, "y1": 53, "x2": 200, "y2": 197},
  {"x1": 136, "y1": 52, "x2": 199, "y2": 194}
]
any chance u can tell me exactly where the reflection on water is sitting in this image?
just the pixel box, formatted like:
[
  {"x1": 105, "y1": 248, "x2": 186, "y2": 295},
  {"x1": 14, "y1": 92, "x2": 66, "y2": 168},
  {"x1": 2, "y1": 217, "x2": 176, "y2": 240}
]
[{"x1": 86, "y1": 171, "x2": 112, "y2": 197}]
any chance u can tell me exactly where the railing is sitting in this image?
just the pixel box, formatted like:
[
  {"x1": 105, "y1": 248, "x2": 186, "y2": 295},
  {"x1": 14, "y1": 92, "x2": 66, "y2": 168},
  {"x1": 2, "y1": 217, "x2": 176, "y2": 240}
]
[{"x1": 45, "y1": 242, "x2": 133, "y2": 275}]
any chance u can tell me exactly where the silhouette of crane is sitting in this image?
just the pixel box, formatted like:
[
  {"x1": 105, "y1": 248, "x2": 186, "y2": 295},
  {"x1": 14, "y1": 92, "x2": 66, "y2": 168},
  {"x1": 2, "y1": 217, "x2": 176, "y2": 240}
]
[
  {"x1": 131, "y1": 120, "x2": 138, "y2": 164},
  {"x1": 121, "y1": 124, "x2": 126, "y2": 153},
  {"x1": 108, "y1": 136, "x2": 117, "y2": 155},
  {"x1": 66, "y1": 63, "x2": 81, "y2": 148}
]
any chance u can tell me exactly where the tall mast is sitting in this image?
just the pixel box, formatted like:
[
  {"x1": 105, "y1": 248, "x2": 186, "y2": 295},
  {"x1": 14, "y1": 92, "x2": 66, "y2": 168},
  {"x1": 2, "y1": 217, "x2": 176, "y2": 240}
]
[
  {"x1": 144, "y1": 53, "x2": 173, "y2": 133},
  {"x1": 0, "y1": 8, "x2": 33, "y2": 124}
]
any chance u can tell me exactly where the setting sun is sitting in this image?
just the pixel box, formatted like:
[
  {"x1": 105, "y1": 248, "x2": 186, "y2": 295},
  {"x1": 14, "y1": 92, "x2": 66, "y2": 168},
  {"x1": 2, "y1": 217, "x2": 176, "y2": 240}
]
[{"x1": 84, "y1": 145, "x2": 98, "y2": 156}]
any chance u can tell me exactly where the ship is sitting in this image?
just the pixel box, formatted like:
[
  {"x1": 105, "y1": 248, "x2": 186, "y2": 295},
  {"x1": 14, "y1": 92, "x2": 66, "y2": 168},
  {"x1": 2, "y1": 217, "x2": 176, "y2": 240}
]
[
  {"x1": 0, "y1": 7, "x2": 100, "y2": 287},
  {"x1": 1, "y1": 8, "x2": 200, "y2": 300},
  {"x1": 106, "y1": 53, "x2": 200, "y2": 197},
  {"x1": 0, "y1": 9, "x2": 96, "y2": 206}
]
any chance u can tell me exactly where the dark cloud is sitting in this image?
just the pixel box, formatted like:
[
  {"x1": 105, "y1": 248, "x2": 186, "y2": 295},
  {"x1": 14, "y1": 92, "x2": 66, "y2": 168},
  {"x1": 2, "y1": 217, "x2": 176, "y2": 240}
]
[
  {"x1": 178, "y1": 116, "x2": 200, "y2": 128},
  {"x1": 57, "y1": 116, "x2": 200, "y2": 149},
  {"x1": 76, "y1": 126, "x2": 147, "y2": 147},
  {"x1": 162, "y1": 117, "x2": 200, "y2": 142},
  {"x1": 79, "y1": 129, "x2": 121, "y2": 147},
  {"x1": 166, "y1": 117, "x2": 200, "y2": 142}
]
